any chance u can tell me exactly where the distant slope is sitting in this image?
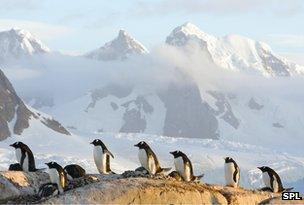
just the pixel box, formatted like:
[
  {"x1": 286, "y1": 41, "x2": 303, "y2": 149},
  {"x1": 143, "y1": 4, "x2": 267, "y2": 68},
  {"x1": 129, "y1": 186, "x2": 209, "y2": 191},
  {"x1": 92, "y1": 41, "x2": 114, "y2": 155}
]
[{"x1": 0, "y1": 69, "x2": 69, "y2": 140}]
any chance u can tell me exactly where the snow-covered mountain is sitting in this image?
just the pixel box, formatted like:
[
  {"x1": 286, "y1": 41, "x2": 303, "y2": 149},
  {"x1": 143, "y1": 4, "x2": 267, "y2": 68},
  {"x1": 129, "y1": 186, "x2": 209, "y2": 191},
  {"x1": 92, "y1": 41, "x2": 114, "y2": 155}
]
[
  {"x1": 49, "y1": 79, "x2": 219, "y2": 140},
  {"x1": 166, "y1": 22, "x2": 304, "y2": 76},
  {"x1": 0, "y1": 28, "x2": 50, "y2": 61},
  {"x1": 85, "y1": 30, "x2": 148, "y2": 61},
  {"x1": 0, "y1": 23, "x2": 303, "y2": 192},
  {"x1": 0, "y1": 68, "x2": 69, "y2": 140}
]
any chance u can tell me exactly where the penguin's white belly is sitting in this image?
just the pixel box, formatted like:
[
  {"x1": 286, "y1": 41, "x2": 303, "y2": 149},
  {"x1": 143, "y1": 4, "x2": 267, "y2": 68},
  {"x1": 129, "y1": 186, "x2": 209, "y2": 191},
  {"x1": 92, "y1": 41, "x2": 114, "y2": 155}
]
[
  {"x1": 138, "y1": 149, "x2": 148, "y2": 169},
  {"x1": 22, "y1": 153, "x2": 29, "y2": 171},
  {"x1": 174, "y1": 157, "x2": 191, "y2": 181},
  {"x1": 48, "y1": 168, "x2": 63, "y2": 193},
  {"x1": 15, "y1": 148, "x2": 22, "y2": 164},
  {"x1": 262, "y1": 172, "x2": 271, "y2": 188},
  {"x1": 271, "y1": 175, "x2": 279, "y2": 192},
  {"x1": 225, "y1": 162, "x2": 238, "y2": 187},
  {"x1": 93, "y1": 146, "x2": 107, "y2": 174},
  {"x1": 48, "y1": 168, "x2": 60, "y2": 185}
]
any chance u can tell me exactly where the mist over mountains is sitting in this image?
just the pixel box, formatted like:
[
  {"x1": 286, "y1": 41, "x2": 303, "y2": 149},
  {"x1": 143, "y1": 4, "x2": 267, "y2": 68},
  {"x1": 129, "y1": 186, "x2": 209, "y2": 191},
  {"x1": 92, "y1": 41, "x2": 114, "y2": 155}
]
[{"x1": 0, "y1": 22, "x2": 304, "y2": 191}]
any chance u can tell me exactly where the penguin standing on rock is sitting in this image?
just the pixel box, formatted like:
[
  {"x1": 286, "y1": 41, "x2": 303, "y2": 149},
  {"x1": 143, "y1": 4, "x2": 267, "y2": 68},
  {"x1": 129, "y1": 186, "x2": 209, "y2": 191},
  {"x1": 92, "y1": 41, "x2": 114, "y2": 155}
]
[
  {"x1": 90, "y1": 139, "x2": 115, "y2": 174},
  {"x1": 170, "y1": 151, "x2": 204, "y2": 182},
  {"x1": 257, "y1": 166, "x2": 293, "y2": 193},
  {"x1": 45, "y1": 162, "x2": 67, "y2": 194},
  {"x1": 134, "y1": 141, "x2": 171, "y2": 175},
  {"x1": 224, "y1": 157, "x2": 240, "y2": 188},
  {"x1": 9, "y1": 142, "x2": 38, "y2": 172}
]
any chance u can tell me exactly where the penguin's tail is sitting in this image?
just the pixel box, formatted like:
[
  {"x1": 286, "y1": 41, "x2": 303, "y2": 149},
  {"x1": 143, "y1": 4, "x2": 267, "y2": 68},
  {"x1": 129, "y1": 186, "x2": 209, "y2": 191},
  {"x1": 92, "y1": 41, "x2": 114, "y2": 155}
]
[
  {"x1": 160, "y1": 167, "x2": 171, "y2": 173},
  {"x1": 193, "y1": 174, "x2": 204, "y2": 181},
  {"x1": 282, "y1": 187, "x2": 294, "y2": 192},
  {"x1": 109, "y1": 170, "x2": 117, "y2": 175}
]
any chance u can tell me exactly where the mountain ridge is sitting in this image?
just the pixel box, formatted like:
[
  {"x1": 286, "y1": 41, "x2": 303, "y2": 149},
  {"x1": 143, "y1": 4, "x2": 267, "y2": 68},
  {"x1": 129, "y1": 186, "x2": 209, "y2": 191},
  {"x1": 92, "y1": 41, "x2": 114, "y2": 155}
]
[
  {"x1": 0, "y1": 28, "x2": 50, "y2": 61},
  {"x1": 85, "y1": 29, "x2": 148, "y2": 61},
  {"x1": 166, "y1": 22, "x2": 304, "y2": 76}
]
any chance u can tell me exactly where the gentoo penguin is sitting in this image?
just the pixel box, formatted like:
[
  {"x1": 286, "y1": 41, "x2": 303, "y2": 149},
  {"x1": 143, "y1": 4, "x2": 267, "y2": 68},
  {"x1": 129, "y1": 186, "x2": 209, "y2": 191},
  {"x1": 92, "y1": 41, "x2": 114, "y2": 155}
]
[
  {"x1": 170, "y1": 151, "x2": 204, "y2": 182},
  {"x1": 45, "y1": 162, "x2": 67, "y2": 194},
  {"x1": 224, "y1": 157, "x2": 240, "y2": 188},
  {"x1": 257, "y1": 166, "x2": 293, "y2": 193},
  {"x1": 90, "y1": 139, "x2": 115, "y2": 174},
  {"x1": 9, "y1": 142, "x2": 38, "y2": 172},
  {"x1": 134, "y1": 141, "x2": 171, "y2": 175},
  {"x1": 38, "y1": 183, "x2": 59, "y2": 198},
  {"x1": 64, "y1": 164, "x2": 86, "y2": 180},
  {"x1": 8, "y1": 163, "x2": 23, "y2": 171}
]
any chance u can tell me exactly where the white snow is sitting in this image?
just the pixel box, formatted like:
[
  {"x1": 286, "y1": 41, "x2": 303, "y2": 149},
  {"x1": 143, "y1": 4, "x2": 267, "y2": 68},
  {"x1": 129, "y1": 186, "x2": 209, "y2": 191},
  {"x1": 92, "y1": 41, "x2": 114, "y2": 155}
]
[
  {"x1": 85, "y1": 29, "x2": 148, "y2": 61},
  {"x1": 167, "y1": 22, "x2": 304, "y2": 76},
  {"x1": 0, "y1": 28, "x2": 50, "y2": 61}
]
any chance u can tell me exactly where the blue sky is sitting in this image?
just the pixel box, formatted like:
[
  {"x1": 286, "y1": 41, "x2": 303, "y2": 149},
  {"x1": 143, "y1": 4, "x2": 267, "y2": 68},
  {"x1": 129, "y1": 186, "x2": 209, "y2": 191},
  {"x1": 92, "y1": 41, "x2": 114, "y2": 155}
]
[{"x1": 0, "y1": 0, "x2": 303, "y2": 64}]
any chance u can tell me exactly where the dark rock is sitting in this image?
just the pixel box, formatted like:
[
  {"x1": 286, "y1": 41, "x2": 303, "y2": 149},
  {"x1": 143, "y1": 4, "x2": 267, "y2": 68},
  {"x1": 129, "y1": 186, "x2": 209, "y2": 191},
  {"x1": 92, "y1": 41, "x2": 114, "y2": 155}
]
[
  {"x1": 272, "y1": 122, "x2": 284, "y2": 128},
  {"x1": 159, "y1": 77, "x2": 219, "y2": 139},
  {"x1": 110, "y1": 102, "x2": 119, "y2": 110},
  {"x1": 208, "y1": 91, "x2": 240, "y2": 129},
  {"x1": 248, "y1": 98, "x2": 264, "y2": 110}
]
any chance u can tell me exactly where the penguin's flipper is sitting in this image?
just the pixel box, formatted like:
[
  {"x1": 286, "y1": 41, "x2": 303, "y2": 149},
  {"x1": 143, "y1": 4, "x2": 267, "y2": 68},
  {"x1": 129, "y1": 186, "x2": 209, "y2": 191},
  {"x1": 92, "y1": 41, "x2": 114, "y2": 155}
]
[
  {"x1": 194, "y1": 174, "x2": 204, "y2": 181},
  {"x1": 105, "y1": 149, "x2": 114, "y2": 158},
  {"x1": 20, "y1": 152, "x2": 26, "y2": 170},
  {"x1": 282, "y1": 187, "x2": 294, "y2": 192},
  {"x1": 160, "y1": 167, "x2": 171, "y2": 173}
]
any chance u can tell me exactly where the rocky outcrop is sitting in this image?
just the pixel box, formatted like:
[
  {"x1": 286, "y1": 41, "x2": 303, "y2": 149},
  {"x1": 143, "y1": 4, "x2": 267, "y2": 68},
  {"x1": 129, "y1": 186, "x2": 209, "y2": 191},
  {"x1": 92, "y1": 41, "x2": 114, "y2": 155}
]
[
  {"x1": 1, "y1": 171, "x2": 300, "y2": 204},
  {"x1": 207, "y1": 91, "x2": 240, "y2": 129},
  {"x1": 0, "y1": 69, "x2": 70, "y2": 140},
  {"x1": 159, "y1": 81, "x2": 219, "y2": 139},
  {"x1": 0, "y1": 171, "x2": 50, "y2": 203}
]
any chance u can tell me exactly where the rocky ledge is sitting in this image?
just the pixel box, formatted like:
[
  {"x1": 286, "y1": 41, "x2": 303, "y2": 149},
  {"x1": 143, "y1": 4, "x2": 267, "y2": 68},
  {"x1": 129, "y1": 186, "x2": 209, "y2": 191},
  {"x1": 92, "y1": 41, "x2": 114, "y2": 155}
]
[{"x1": 0, "y1": 171, "x2": 303, "y2": 204}]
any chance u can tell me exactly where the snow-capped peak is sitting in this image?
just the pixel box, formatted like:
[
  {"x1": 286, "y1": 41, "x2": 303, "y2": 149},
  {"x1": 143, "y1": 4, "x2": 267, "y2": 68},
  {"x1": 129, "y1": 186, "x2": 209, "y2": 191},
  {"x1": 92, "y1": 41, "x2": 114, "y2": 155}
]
[
  {"x1": 0, "y1": 28, "x2": 50, "y2": 60},
  {"x1": 166, "y1": 22, "x2": 216, "y2": 47},
  {"x1": 166, "y1": 23, "x2": 304, "y2": 76},
  {"x1": 85, "y1": 29, "x2": 148, "y2": 61}
]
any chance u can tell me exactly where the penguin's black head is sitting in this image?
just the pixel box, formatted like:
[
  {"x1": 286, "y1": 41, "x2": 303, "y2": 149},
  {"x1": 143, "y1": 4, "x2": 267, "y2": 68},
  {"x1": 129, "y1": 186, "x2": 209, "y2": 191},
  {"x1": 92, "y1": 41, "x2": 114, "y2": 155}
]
[
  {"x1": 170, "y1": 150, "x2": 182, "y2": 158},
  {"x1": 224, "y1": 157, "x2": 234, "y2": 163},
  {"x1": 134, "y1": 141, "x2": 148, "y2": 149},
  {"x1": 45, "y1": 161, "x2": 61, "y2": 169},
  {"x1": 90, "y1": 139, "x2": 105, "y2": 147},
  {"x1": 9, "y1": 141, "x2": 25, "y2": 149},
  {"x1": 257, "y1": 166, "x2": 269, "y2": 172}
]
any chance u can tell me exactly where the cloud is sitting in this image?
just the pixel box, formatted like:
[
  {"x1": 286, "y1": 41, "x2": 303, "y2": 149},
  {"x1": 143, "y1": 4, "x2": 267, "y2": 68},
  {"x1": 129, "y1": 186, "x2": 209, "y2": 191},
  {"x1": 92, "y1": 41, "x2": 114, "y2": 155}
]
[
  {"x1": 264, "y1": 34, "x2": 304, "y2": 49},
  {"x1": 0, "y1": 19, "x2": 72, "y2": 41},
  {"x1": 280, "y1": 52, "x2": 304, "y2": 66},
  {"x1": 0, "y1": 0, "x2": 40, "y2": 11},
  {"x1": 133, "y1": 0, "x2": 304, "y2": 16}
]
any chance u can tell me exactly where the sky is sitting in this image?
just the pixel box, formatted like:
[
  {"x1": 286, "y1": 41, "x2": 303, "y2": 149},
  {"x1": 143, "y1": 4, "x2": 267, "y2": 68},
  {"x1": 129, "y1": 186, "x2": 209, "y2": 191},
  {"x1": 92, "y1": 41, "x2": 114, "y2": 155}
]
[{"x1": 0, "y1": 0, "x2": 303, "y2": 64}]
